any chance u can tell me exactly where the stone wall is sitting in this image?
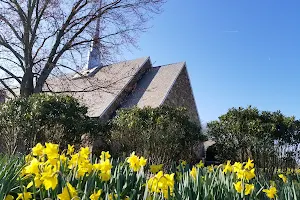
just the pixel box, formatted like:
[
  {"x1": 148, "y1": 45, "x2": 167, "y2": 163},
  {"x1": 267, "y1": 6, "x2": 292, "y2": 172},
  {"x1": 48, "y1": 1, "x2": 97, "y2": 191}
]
[
  {"x1": 163, "y1": 66, "x2": 204, "y2": 160},
  {"x1": 162, "y1": 65, "x2": 200, "y2": 126}
]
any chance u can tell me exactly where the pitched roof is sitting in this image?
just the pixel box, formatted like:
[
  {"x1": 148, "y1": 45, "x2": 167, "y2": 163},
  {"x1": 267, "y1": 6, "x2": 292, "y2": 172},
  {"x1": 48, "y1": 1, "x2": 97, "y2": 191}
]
[
  {"x1": 121, "y1": 62, "x2": 185, "y2": 108},
  {"x1": 44, "y1": 57, "x2": 198, "y2": 122},
  {"x1": 2, "y1": 56, "x2": 199, "y2": 123},
  {"x1": 45, "y1": 57, "x2": 150, "y2": 117}
]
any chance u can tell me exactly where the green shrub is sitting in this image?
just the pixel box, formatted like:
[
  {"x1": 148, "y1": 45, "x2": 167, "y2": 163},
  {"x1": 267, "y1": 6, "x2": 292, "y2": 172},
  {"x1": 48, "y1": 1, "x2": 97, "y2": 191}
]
[
  {"x1": 0, "y1": 94, "x2": 106, "y2": 154},
  {"x1": 110, "y1": 106, "x2": 206, "y2": 165},
  {"x1": 207, "y1": 106, "x2": 299, "y2": 172}
]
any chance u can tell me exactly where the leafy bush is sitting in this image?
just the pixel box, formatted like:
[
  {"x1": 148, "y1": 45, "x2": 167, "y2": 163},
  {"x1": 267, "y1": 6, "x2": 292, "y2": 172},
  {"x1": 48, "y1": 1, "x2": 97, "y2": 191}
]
[
  {"x1": 207, "y1": 106, "x2": 299, "y2": 172},
  {"x1": 0, "y1": 94, "x2": 105, "y2": 154},
  {"x1": 110, "y1": 106, "x2": 206, "y2": 165}
]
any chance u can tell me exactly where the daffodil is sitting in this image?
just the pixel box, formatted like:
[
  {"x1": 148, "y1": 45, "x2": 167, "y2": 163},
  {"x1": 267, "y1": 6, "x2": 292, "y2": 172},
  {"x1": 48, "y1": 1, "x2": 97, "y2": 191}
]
[
  {"x1": 244, "y1": 158, "x2": 254, "y2": 170},
  {"x1": 245, "y1": 183, "x2": 254, "y2": 195},
  {"x1": 100, "y1": 169, "x2": 111, "y2": 181},
  {"x1": 99, "y1": 159, "x2": 112, "y2": 172},
  {"x1": 108, "y1": 193, "x2": 118, "y2": 200},
  {"x1": 59, "y1": 154, "x2": 67, "y2": 163},
  {"x1": 26, "y1": 174, "x2": 42, "y2": 189},
  {"x1": 44, "y1": 143, "x2": 59, "y2": 158},
  {"x1": 233, "y1": 162, "x2": 243, "y2": 172},
  {"x1": 127, "y1": 152, "x2": 146, "y2": 172},
  {"x1": 67, "y1": 144, "x2": 74, "y2": 155},
  {"x1": 263, "y1": 186, "x2": 277, "y2": 199},
  {"x1": 100, "y1": 151, "x2": 111, "y2": 160},
  {"x1": 190, "y1": 167, "x2": 197, "y2": 179},
  {"x1": 245, "y1": 168, "x2": 256, "y2": 181},
  {"x1": 77, "y1": 160, "x2": 93, "y2": 178},
  {"x1": 278, "y1": 174, "x2": 287, "y2": 183},
  {"x1": 223, "y1": 161, "x2": 232, "y2": 174},
  {"x1": 24, "y1": 158, "x2": 41, "y2": 175},
  {"x1": 147, "y1": 171, "x2": 175, "y2": 198},
  {"x1": 40, "y1": 165, "x2": 58, "y2": 190},
  {"x1": 233, "y1": 181, "x2": 243, "y2": 193},
  {"x1": 139, "y1": 156, "x2": 147, "y2": 167},
  {"x1": 90, "y1": 189, "x2": 102, "y2": 200},
  {"x1": 16, "y1": 192, "x2": 32, "y2": 200},
  {"x1": 79, "y1": 147, "x2": 90, "y2": 159},
  {"x1": 207, "y1": 165, "x2": 214, "y2": 172},
  {"x1": 57, "y1": 183, "x2": 78, "y2": 200},
  {"x1": 196, "y1": 160, "x2": 204, "y2": 168},
  {"x1": 5, "y1": 195, "x2": 14, "y2": 200},
  {"x1": 32, "y1": 143, "x2": 44, "y2": 157},
  {"x1": 127, "y1": 152, "x2": 140, "y2": 171},
  {"x1": 180, "y1": 160, "x2": 187, "y2": 166}
]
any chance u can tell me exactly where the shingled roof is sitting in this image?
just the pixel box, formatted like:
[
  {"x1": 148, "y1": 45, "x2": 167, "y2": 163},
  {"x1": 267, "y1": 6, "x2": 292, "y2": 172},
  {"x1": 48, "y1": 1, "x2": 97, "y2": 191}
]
[
  {"x1": 45, "y1": 57, "x2": 150, "y2": 117},
  {"x1": 44, "y1": 56, "x2": 200, "y2": 123},
  {"x1": 121, "y1": 62, "x2": 185, "y2": 108}
]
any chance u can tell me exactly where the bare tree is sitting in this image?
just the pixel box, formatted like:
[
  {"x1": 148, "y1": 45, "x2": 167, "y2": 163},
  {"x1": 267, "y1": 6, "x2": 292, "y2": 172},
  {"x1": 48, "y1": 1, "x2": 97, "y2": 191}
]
[{"x1": 0, "y1": 0, "x2": 165, "y2": 97}]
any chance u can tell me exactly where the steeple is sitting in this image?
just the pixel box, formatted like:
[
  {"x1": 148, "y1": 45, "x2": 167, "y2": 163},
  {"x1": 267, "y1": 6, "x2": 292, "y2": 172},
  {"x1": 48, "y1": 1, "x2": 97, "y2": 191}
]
[{"x1": 87, "y1": 0, "x2": 102, "y2": 69}]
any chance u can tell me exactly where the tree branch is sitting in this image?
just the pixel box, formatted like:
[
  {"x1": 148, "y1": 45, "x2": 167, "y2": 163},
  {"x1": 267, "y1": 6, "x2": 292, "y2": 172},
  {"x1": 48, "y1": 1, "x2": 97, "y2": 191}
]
[
  {"x1": 0, "y1": 65, "x2": 22, "y2": 84},
  {"x1": 0, "y1": 79, "x2": 16, "y2": 97}
]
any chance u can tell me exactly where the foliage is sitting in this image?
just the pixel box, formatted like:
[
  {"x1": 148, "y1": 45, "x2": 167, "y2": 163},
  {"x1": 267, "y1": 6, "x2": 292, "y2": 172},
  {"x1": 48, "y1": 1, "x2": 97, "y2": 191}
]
[
  {"x1": 207, "y1": 106, "x2": 299, "y2": 172},
  {"x1": 2, "y1": 142, "x2": 300, "y2": 199},
  {"x1": 0, "y1": 94, "x2": 105, "y2": 154},
  {"x1": 110, "y1": 106, "x2": 205, "y2": 164},
  {"x1": 0, "y1": 155, "x2": 24, "y2": 200}
]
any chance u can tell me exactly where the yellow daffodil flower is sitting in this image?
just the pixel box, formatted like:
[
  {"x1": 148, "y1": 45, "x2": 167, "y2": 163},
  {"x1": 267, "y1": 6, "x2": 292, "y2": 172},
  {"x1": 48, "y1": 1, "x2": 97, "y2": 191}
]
[
  {"x1": 57, "y1": 183, "x2": 78, "y2": 200},
  {"x1": 127, "y1": 152, "x2": 146, "y2": 172},
  {"x1": 67, "y1": 144, "x2": 74, "y2": 155},
  {"x1": 223, "y1": 161, "x2": 232, "y2": 174},
  {"x1": 5, "y1": 195, "x2": 14, "y2": 200},
  {"x1": 278, "y1": 174, "x2": 287, "y2": 183},
  {"x1": 234, "y1": 181, "x2": 243, "y2": 193},
  {"x1": 245, "y1": 183, "x2": 254, "y2": 195},
  {"x1": 190, "y1": 167, "x2": 197, "y2": 179},
  {"x1": 100, "y1": 151, "x2": 111, "y2": 160},
  {"x1": 196, "y1": 160, "x2": 204, "y2": 168},
  {"x1": 263, "y1": 186, "x2": 277, "y2": 199},
  {"x1": 32, "y1": 143, "x2": 44, "y2": 157},
  {"x1": 244, "y1": 158, "x2": 254, "y2": 170},
  {"x1": 90, "y1": 189, "x2": 102, "y2": 200},
  {"x1": 16, "y1": 192, "x2": 32, "y2": 200},
  {"x1": 233, "y1": 162, "x2": 243, "y2": 173}
]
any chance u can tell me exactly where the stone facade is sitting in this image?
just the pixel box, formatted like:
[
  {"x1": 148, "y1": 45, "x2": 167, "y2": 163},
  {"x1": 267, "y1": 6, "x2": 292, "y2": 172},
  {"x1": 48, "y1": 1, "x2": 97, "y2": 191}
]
[{"x1": 163, "y1": 65, "x2": 200, "y2": 125}]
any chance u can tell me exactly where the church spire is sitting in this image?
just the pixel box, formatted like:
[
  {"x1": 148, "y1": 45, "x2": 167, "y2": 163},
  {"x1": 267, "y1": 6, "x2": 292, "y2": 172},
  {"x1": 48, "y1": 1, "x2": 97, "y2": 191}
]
[{"x1": 87, "y1": 0, "x2": 102, "y2": 69}]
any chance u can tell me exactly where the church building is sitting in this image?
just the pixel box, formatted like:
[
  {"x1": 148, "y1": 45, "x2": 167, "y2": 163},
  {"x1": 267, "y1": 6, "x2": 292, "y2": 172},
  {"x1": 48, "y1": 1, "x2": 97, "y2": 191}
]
[{"x1": 43, "y1": 9, "x2": 201, "y2": 126}]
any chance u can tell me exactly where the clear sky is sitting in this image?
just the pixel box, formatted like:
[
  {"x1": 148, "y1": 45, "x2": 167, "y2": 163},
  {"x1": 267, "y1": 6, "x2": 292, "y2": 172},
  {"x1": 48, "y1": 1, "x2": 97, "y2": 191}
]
[{"x1": 122, "y1": 0, "x2": 300, "y2": 123}]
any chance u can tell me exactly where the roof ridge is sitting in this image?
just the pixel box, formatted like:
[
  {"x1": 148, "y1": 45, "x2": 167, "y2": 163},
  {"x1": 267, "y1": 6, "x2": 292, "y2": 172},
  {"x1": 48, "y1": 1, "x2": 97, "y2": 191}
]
[{"x1": 153, "y1": 61, "x2": 185, "y2": 68}]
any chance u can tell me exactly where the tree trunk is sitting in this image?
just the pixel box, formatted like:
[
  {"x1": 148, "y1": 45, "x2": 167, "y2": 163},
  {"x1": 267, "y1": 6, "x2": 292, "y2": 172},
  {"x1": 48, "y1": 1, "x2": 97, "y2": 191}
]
[{"x1": 20, "y1": 69, "x2": 34, "y2": 97}]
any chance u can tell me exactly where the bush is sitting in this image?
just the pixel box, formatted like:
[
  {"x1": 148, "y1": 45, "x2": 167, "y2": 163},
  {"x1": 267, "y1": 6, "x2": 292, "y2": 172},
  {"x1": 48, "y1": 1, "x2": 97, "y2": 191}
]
[
  {"x1": 207, "y1": 106, "x2": 299, "y2": 172},
  {"x1": 110, "y1": 106, "x2": 206, "y2": 165},
  {"x1": 0, "y1": 94, "x2": 106, "y2": 154}
]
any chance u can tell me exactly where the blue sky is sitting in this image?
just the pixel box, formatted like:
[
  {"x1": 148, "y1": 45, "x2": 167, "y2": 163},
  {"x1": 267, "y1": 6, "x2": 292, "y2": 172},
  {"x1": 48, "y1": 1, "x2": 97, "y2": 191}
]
[{"x1": 123, "y1": 0, "x2": 300, "y2": 123}]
